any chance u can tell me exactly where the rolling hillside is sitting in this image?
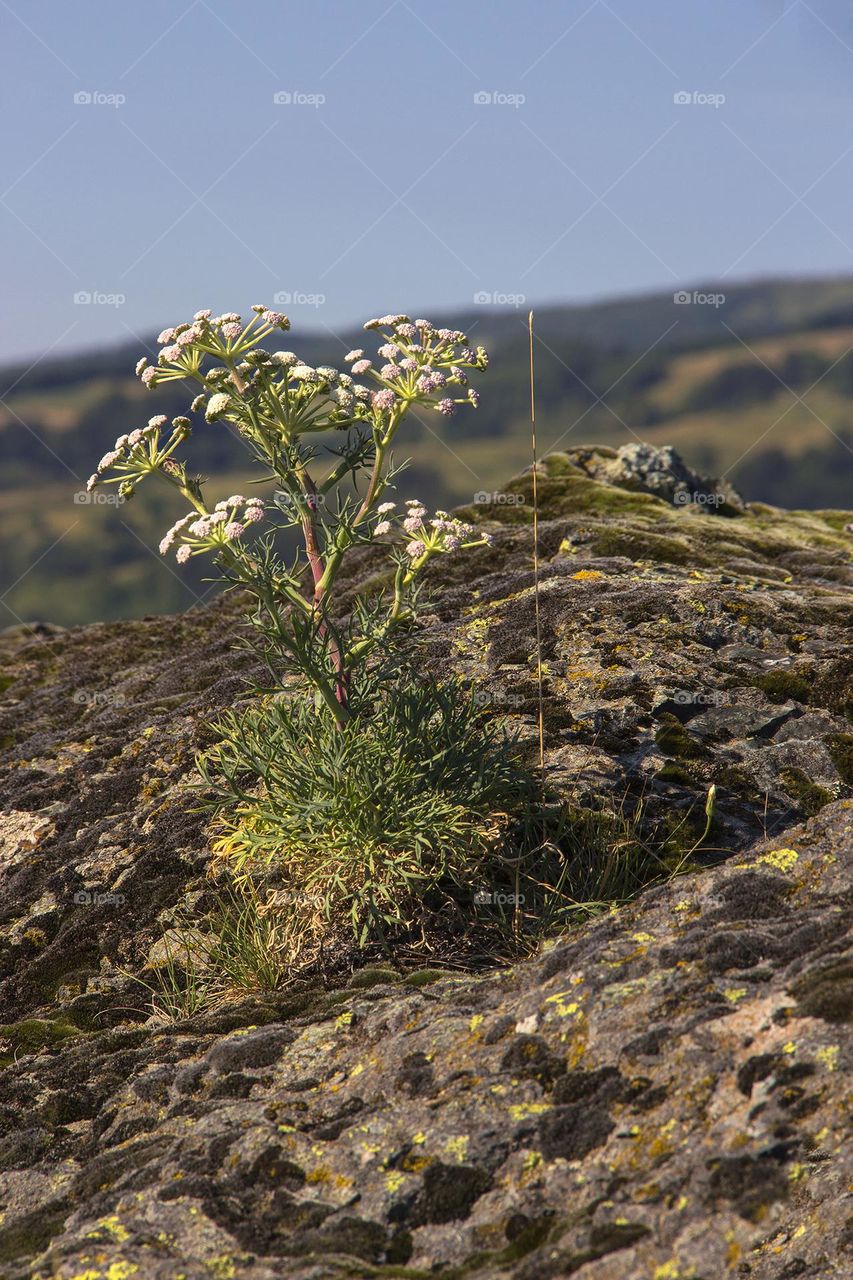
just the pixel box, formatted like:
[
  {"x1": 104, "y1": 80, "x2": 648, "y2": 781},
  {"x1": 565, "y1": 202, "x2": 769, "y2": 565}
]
[{"x1": 2, "y1": 276, "x2": 852, "y2": 626}]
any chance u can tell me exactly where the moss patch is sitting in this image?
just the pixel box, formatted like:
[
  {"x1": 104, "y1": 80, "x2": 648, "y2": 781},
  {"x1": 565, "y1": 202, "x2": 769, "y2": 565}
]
[
  {"x1": 756, "y1": 670, "x2": 813, "y2": 704},
  {"x1": 827, "y1": 733, "x2": 853, "y2": 786},
  {"x1": 655, "y1": 714, "x2": 710, "y2": 760},
  {"x1": 0, "y1": 1017, "x2": 82, "y2": 1065},
  {"x1": 780, "y1": 768, "x2": 834, "y2": 817}
]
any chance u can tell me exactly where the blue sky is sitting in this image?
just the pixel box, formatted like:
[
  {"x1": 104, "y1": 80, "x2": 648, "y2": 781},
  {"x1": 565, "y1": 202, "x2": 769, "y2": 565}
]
[{"x1": 2, "y1": 0, "x2": 853, "y2": 361}]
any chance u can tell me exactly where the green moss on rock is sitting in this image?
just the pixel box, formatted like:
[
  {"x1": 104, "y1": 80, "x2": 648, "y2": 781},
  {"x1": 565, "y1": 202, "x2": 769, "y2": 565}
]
[
  {"x1": 655, "y1": 714, "x2": 710, "y2": 760},
  {"x1": 756, "y1": 670, "x2": 813, "y2": 704},
  {"x1": 0, "y1": 1017, "x2": 82, "y2": 1064},
  {"x1": 827, "y1": 733, "x2": 853, "y2": 786},
  {"x1": 779, "y1": 768, "x2": 834, "y2": 817}
]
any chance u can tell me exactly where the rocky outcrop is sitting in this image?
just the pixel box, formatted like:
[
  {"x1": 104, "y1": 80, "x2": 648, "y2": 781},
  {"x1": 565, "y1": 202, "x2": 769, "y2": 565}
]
[{"x1": 0, "y1": 447, "x2": 851, "y2": 1278}]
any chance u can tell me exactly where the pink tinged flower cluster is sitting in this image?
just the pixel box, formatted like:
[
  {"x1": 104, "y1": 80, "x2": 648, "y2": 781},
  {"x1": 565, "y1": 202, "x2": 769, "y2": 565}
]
[
  {"x1": 352, "y1": 316, "x2": 487, "y2": 424},
  {"x1": 159, "y1": 514, "x2": 195, "y2": 555},
  {"x1": 403, "y1": 504, "x2": 426, "y2": 534},
  {"x1": 160, "y1": 498, "x2": 264, "y2": 561},
  {"x1": 430, "y1": 513, "x2": 482, "y2": 552},
  {"x1": 252, "y1": 306, "x2": 290, "y2": 331},
  {"x1": 396, "y1": 505, "x2": 493, "y2": 563}
]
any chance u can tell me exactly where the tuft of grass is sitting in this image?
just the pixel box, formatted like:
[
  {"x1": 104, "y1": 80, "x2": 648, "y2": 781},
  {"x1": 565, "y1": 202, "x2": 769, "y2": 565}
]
[
  {"x1": 198, "y1": 675, "x2": 536, "y2": 961},
  {"x1": 136, "y1": 885, "x2": 296, "y2": 1024},
  {"x1": 509, "y1": 787, "x2": 714, "y2": 941}
]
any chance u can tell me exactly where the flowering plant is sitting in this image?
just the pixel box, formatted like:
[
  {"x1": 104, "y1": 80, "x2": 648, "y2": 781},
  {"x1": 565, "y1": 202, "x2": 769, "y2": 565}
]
[{"x1": 89, "y1": 307, "x2": 490, "y2": 725}]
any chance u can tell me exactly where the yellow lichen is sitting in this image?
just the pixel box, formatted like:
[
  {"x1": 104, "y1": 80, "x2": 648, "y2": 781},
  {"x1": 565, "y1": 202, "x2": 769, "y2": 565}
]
[
  {"x1": 443, "y1": 1135, "x2": 469, "y2": 1162},
  {"x1": 508, "y1": 1102, "x2": 552, "y2": 1121},
  {"x1": 759, "y1": 848, "x2": 799, "y2": 873},
  {"x1": 205, "y1": 1259, "x2": 236, "y2": 1280},
  {"x1": 724, "y1": 988, "x2": 748, "y2": 1005},
  {"x1": 106, "y1": 1265, "x2": 138, "y2": 1280},
  {"x1": 653, "y1": 1261, "x2": 684, "y2": 1280},
  {"x1": 86, "y1": 1216, "x2": 130, "y2": 1244},
  {"x1": 816, "y1": 1045, "x2": 839, "y2": 1071},
  {"x1": 544, "y1": 990, "x2": 581, "y2": 1018}
]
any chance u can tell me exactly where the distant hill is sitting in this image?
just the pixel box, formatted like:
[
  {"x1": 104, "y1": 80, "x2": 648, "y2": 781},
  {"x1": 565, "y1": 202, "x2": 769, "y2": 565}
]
[{"x1": 2, "y1": 275, "x2": 852, "y2": 626}]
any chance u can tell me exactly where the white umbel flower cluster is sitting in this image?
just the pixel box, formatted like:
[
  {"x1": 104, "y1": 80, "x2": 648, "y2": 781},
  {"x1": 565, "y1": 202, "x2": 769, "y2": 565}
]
[{"x1": 158, "y1": 497, "x2": 265, "y2": 561}]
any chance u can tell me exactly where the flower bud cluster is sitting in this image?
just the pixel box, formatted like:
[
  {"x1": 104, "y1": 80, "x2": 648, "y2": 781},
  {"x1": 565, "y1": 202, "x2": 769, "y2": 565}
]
[
  {"x1": 367, "y1": 497, "x2": 493, "y2": 563},
  {"x1": 350, "y1": 315, "x2": 487, "y2": 419},
  {"x1": 85, "y1": 416, "x2": 181, "y2": 492},
  {"x1": 159, "y1": 497, "x2": 265, "y2": 562},
  {"x1": 135, "y1": 307, "x2": 292, "y2": 389}
]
